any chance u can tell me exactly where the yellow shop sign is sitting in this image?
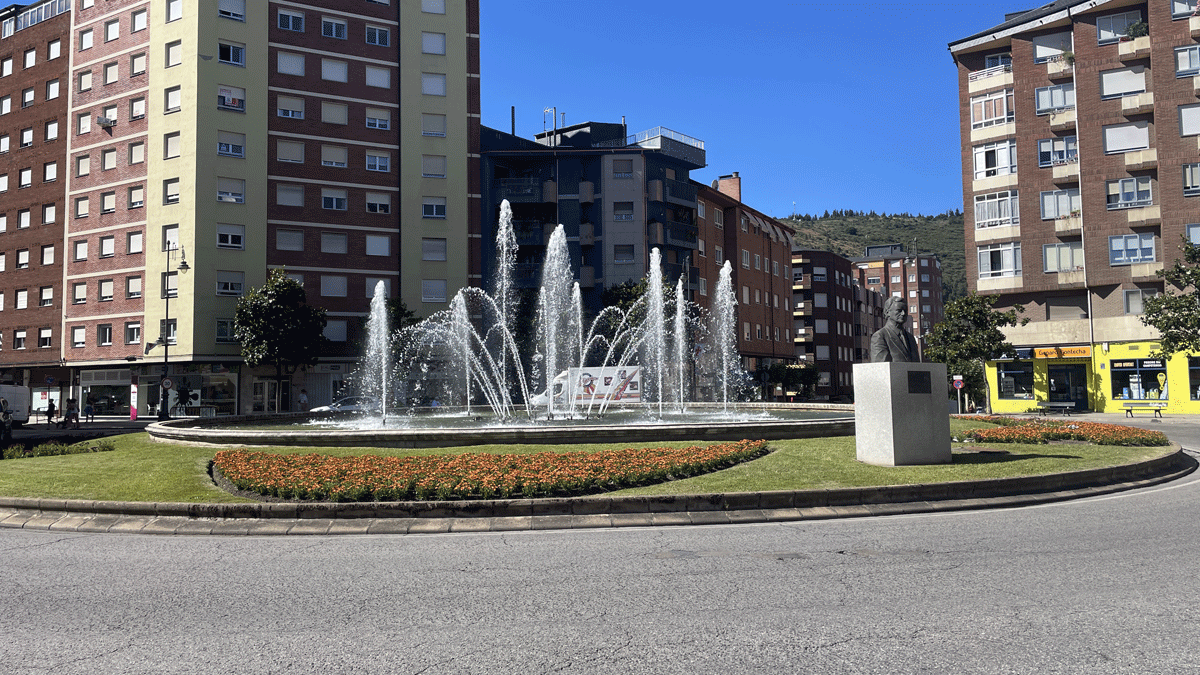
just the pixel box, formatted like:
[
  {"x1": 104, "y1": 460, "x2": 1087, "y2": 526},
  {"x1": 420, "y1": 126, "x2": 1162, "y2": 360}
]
[{"x1": 1035, "y1": 346, "x2": 1092, "y2": 359}]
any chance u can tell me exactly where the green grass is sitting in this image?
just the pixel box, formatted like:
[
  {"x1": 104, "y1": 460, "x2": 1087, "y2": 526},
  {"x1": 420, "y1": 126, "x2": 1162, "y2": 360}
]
[{"x1": 0, "y1": 418, "x2": 1174, "y2": 503}]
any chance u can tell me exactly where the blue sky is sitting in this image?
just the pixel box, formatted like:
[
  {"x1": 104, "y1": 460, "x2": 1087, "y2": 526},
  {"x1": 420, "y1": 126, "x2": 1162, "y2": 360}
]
[{"x1": 480, "y1": 0, "x2": 1025, "y2": 219}]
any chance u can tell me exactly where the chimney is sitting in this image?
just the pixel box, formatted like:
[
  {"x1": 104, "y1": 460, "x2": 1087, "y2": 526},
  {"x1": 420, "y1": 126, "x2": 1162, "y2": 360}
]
[{"x1": 716, "y1": 172, "x2": 741, "y2": 201}]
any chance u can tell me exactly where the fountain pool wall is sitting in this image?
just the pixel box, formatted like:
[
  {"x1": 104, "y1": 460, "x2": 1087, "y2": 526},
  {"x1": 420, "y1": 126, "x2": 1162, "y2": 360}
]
[{"x1": 147, "y1": 403, "x2": 855, "y2": 449}]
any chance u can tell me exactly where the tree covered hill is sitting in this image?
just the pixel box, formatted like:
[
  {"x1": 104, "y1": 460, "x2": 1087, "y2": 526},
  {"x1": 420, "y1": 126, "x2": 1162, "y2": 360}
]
[{"x1": 781, "y1": 209, "x2": 968, "y2": 301}]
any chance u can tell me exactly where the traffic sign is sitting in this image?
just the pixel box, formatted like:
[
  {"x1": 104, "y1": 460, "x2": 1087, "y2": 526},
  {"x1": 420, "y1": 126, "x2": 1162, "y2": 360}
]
[
  {"x1": 161, "y1": 378, "x2": 174, "y2": 390},
  {"x1": 953, "y1": 379, "x2": 965, "y2": 390}
]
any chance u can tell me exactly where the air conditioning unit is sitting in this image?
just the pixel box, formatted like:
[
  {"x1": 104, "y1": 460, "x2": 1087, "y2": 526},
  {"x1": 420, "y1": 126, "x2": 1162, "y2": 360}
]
[{"x1": 97, "y1": 116, "x2": 116, "y2": 128}]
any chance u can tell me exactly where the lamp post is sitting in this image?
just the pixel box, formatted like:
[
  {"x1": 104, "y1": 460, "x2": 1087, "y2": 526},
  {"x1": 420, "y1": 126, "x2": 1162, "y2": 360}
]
[{"x1": 147, "y1": 243, "x2": 188, "y2": 421}]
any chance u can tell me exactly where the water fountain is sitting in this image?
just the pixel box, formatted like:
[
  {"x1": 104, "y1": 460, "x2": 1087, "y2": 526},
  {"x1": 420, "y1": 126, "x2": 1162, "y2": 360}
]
[{"x1": 147, "y1": 201, "x2": 854, "y2": 448}]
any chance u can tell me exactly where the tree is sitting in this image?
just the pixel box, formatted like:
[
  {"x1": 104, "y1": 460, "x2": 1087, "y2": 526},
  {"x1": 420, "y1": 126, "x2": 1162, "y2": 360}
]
[
  {"x1": 762, "y1": 362, "x2": 820, "y2": 400},
  {"x1": 387, "y1": 297, "x2": 419, "y2": 333},
  {"x1": 234, "y1": 269, "x2": 328, "y2": 408},
  {"x1": 923, "y1": 293, "x2": 1028, "y2": 412},
  {"x1": 1141, "y1": 236, "x2": 1200, "y2": 359}
]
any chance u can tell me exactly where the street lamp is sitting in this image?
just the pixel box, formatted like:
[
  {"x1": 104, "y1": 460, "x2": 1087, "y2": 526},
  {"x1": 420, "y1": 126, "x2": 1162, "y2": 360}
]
[{"x1": 145, "y1": 243, "x2": 188, "y2": 420}]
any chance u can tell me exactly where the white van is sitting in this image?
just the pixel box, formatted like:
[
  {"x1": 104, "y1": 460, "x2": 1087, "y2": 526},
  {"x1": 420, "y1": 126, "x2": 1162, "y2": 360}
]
[{"x1": 0, "y1": 384, "x2": 31, "y2": 426}]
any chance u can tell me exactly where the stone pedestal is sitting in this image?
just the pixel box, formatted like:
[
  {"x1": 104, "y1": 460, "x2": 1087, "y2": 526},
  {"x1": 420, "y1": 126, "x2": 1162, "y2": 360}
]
[{"x1": 853, "y1": 362, "x2": 952, "y2": 466}]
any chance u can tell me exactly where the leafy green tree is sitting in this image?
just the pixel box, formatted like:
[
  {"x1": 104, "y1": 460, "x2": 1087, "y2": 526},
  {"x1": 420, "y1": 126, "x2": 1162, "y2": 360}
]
[
  {"x1": 387, "y1": 297, "x2": 419, "y2": 333},
  {"x1": 234, "y1": 269, "x2": 328, "y2": 399},
  {"x1": 1141, "y1": 236, "x2": 1200, "y2": 358},
  {"x1": 923, "y1": 293, "x2": 1028, "y2": 412},
  {"x1": 763, "y1": 362, "x2": 820, "y2": 399}
]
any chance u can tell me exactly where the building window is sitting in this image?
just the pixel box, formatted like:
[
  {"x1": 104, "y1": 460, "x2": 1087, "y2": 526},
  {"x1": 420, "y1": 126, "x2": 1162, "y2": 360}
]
[
  {"x1": 103, "y1": 62, "x2": 118, "y2": 84},
  {"x1": 98, "y1": 278, "x2": 114, "y2": 301},
  {"x1": 1037, "y1": 137, "x2": 1077, "y2": 167},
  {"x1": 421, "y1": 73, "x2": 446, "y2": 96},
  {"x1": 42, "y1": 204, "x2": 55, "y2": 224},
  {"x1": 125, "y1": 322, "x2": 141, "y2": 345},
  {"x1": 132, "y1": 8, "x2": 148, "y2": 31},
  {"x1": 126, "y1": 276, "x2": 142, "y2": 299},
  {"x1": 366, "y1": 192, "x2": 391, "y2": 214},
  {"x1": 163, "y1": 225, "x2": 180, "y2": 251},
  {"x1": 614, "y1": 245, "x2": 635, "y2": 264},
  {"x1": 978, "y1": 242, "x2": 1021, "y2": 278},
  {"x1": 714, "y1": 246, "x2": 723, "y2": 263},
  {"x1": 323, "y1": 320, "x2": 347, "y2": 342},
  {"x1": 1097, "y1": 10, "x2": 1141, "y2": 45},
  {"x1": 131, "y1": 53, "x2": 146, "y2": 75},
  {"x1": 421, "y1": 280, "x2": 447, "y2": 303},
  {"x1": 321, "y1": 233, "x2": 348, "y2": 254},
  {"x1": 366, "y1": 235, "x2": 390, "y2": 256},
  {"x1": 1185, "y1": 164, "x2": 1200, "y2": 196},
  {"x1": 1190, "y1": 224, "x2": 1200, "y2": 244},
  {"x1": 741, "y1": 249, "x2": 750, "y2": 268},
  {"x1": 164, "y1": 178, "x2": 180, "y2": 204},
  {"x1": 321, "y1": 17, "x2": 347, "y2": 39},
  {"x1": 365, "y1": 66, "x2": 390, "y2": 88},
  {"x1": 276, "y1": 184, "x2": 303, "y2": 207},
  {"x1": 1177, "y1": 46, "x2": 1200, "y2": 77},
  {"x1": 216, "y1": 319, "x2": 237, "y2": 343},
  {"x1": 131, "y1": 97, "x2": 145, "y2": 119},
  {"x1": 128, "y1": 231, "x2": 143, "y2": 253},
  {"x1": 972, "y1": 139, "x2": 1017, "y2": 179},
  {"x1": 320, "y1": 58, "x2": 347, "y2": 82},
  {"x1": 216, "y1": 271, "x2": 244, "y2": 296},
  {"x1": 164, "y1": 132, "x2": 181, "y2": 159},
  {"x1": 367, "y1": 26, "x2": 390, "y2": 46},
  {"x1": 48, "y1": 39, "x2": 61, "y2": 60},
  {"x1": 421, "y1": 155, "x2": 446, "y2": 178},
  {"x1": 99, "y1": 236, "x2": 115, "y2": 258},
  {"x1": 218, "y1": 131, "x2": 245, "y2": 158},
  {"x1": 19, "y1": 127, "x2": 33, "y2": 148},
  {"x1": 366, "y1": 151, "x2": 390, "y2": 172},
  {"x1": 321, "y1": 101, "x2": 348, "y2": 124},
  {"x1": 217, "y1": 223, "x2": 244, "y2": 249},
  {"x1": 1109, "y1": 233, "x2": 1155, "y2": 265},
  {"x1": 1043, "y1": 241, "x2": 1083, "y2": 273},
  {"x1": 1034, "y1": 83, "x2": 1075, "y2": 114},
  {"x1": 278, "y1": 10, "x2": 303, "y2": 32},
  {"x1": 1106, "y1": 177, "x2": 1152, "y2": 210},
  {"x1": 1102, "y1": 122, "x2": 1149, "y2": 154},
  {"x1": 75, "y1": 196, "x2": 88, "y2": 217},
  {"x1": 320, "y1": 144, "x2": 347, "y2": 167},
  {"x1": 613, "y1": 201, "x2": 634, "y2": 221},
  {"x1": 217, "y1": 85, "x2": 244, "y2": 111},
  {"x1": 422, "y1": 197, "x2": 446, "y2": 218},
  {"x1": 73, "y1": 282, "x2": 86, "y2": 304},
  {"x1": 39, "y1": 328, "x2": 52, "y2": 348},
  {"x1": 372, "y1": 108, "x2": 396, "y2": 130},
  {"x1": 277, "y1": 96, "x2": 304, "y2": 119},
  {"x1": 166, "y1": 41, "x2": 182, "y2": 68},
  {"x1": 79, "y1": 28, "x2": 93, "y2": 51},
  {"x1": 39, "y1": 286, "x2": 53, "y2": 306},
  {"x1": 219, "y1": 0, "x2": 245, "y2": 21},
  {"x1": 217, "y1": 177, "x2": 245, "y2": 203},
  {"x1": 1124, "y1": 288, "x2": 1158, "y2": 314},
  {"x1": 998, "y1": 361, "x2": 1034, "y2": 399},
  {"x1": 320, "y1": 275, "x2": 348, "y2": 297},
  {"x1": 276, "y1": 230, "x2": 303, "y2": 251},
  {"x1": 1040, "y1": 189, "x2": 1081, "y2": 219},
  {"x1": 1110, "y1": 358, "x2": 1165, "y2": 401},
  {"x1": 1101, "y1": 65, "x2": 1148, "y2": 98},
  {"x1": 975, "y1": 190, "x2": 1019, "y2": 229},
  {"x1": 321, "y1": 188, "x2": 347, "y2": 210},
  {"x1": 277, "y1": 51, "x2": 304, "y2": 76},
  {"x1": 970, "y1": 88, "x2": 1014, "y2": 129},
  {"x1": 423, "y1": 0, "x2": 446, "y2": 13},
  {"x1": 422, "y1": 238, "x2": 447, "y2": 261},
  {"x1": 422, "y1": 32, "x2": 446, "y2": 54},
  {"x1": 166, "y1": 0, "x2": 182, "y2": 22}
]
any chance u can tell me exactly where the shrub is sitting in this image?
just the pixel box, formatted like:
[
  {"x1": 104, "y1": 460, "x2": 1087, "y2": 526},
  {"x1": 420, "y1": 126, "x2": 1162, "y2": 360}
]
[
  {"x1": 954, "y1": 416, "x2": 1169, "y2": 446},
  {"x1": 1, "y1": 438, "x2": 118, "y2": 460}
]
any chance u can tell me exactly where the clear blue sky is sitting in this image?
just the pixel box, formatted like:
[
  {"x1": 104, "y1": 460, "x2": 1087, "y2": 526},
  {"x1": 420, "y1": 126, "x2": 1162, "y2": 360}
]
[{"x1": 480, "y1": 0, "x2": 1023, "y2": 219}]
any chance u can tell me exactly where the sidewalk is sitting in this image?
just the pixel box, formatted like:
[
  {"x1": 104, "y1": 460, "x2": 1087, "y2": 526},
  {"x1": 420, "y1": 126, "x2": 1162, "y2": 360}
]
[{"x1": 10, "y1": 415, "x2": 152, "y2": 446}]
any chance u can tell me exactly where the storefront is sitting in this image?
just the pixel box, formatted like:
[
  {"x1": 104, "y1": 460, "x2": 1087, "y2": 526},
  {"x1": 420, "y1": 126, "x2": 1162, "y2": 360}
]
[
  {"x1": 1109, "y1": 358, "x2": 1167, "y2": 401},
  {"x1": 987, "y1": 345, "x2": 1092, "y2": 413},
  {"x1": 134, "y1": 363, "x2": 240, "y2": 416}
]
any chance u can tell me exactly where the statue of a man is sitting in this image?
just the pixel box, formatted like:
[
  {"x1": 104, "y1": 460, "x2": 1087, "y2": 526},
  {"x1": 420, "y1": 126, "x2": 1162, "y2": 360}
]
[{"x1": 870, "y1": 296, "x2": 920, "y2": 363}]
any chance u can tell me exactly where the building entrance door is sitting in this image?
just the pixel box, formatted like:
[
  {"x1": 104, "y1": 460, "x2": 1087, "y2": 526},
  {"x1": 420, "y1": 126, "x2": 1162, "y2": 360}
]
[{"x1": 1047, "y1": 363, "x2": 1088, "y2": 410}]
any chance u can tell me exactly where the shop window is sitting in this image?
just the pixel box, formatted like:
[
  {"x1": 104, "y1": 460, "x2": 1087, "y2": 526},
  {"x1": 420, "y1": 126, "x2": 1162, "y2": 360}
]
[
  {"x1": 998, "y1": 361, "x2": 1034, "y2": 400},
  {"x1": 1111, "y1": 358, "x2": 1167, "y2": 400}
]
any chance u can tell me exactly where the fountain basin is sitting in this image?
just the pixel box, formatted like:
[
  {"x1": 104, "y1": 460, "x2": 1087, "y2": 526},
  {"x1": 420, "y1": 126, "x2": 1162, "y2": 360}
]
[{"x1": 147, "y1": 403, "x2": 854, "y2": 449}]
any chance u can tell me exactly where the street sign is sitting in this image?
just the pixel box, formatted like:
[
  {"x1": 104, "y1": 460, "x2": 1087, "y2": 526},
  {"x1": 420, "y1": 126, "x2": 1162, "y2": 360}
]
[
  {"x1": 953, "y1": 379, "x2": 965, "y2": 390},
  {"x1": 952, "y1": 374, "x2": 964, "y2": 381},
  {"x1": 161, "y1": 378, "x2": 174, "y2": 390}
]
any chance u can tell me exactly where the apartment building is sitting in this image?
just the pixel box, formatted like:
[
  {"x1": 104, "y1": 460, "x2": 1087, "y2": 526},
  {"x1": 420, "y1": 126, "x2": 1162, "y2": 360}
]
[
  {"x1": 790, "y1": 249, "x2": 887, "y2": 400},
  {"x1": 852, "y1": 244, "x2": 945, "y2": 349},
  {"x1": 951, "y1": 0, "x2": 1200, "y2": 413},
  {"x1": 0, "y1": 0, "x2": 479, "y2": 415},
  {"x1": 695, "y1": 174, "x2": 795, "y2": 379}
]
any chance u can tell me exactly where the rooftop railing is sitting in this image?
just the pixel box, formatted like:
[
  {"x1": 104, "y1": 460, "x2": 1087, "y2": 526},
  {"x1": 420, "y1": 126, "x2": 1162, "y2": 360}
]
[
  {"x1": 968, "y1": 63, "x2": 1012, "y2": 82},
  {"x1": 593, "y1": 126, "x2": 705, "y2": 150}
]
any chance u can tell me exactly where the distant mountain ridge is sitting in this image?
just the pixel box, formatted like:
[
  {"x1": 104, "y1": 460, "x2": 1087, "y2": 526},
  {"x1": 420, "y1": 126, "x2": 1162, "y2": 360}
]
[{"x1": 782, "y1": 210, "x2": 967, "y2": 301}]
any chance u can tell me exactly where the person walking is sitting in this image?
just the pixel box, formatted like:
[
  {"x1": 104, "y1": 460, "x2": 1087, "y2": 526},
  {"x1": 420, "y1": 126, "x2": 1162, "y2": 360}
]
[
  {"x1": 296, "y1": 389, "x2": 309, "y2": 412},
  {"x1": 65, "y1": 398, "x2": 79, "y2": 429},
  {"x1": 83, "y1": 397, "x2": 95, "y2": 424},
  {"x1": 46, "y1": 399, "x2": 56, "y2": 427}
]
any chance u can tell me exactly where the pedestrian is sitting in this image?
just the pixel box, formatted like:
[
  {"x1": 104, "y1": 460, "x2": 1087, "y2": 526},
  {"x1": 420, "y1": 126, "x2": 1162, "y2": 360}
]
[
  {"x1": 46, "y1": 399, "x2": 56, "y2": 427},
  {"x1": 83, "y1": 397, "x2": 95, "y2": 424},
  {"x1": 65, "y1": 398, "x2": 79, "y2": 430},
  {"x1": 296, "y1": 389, "x2": 309, "y2": 412}
]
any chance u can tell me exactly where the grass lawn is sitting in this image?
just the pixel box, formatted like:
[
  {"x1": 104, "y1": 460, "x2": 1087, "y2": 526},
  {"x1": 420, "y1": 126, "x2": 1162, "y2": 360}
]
[{"x1": 0, "y1": 418, "x2": 1174, "y2": 503}]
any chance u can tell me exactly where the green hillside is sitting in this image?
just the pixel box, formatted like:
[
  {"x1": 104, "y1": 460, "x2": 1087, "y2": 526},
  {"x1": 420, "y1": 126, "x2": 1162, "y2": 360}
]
[{"x1": 781, "y1": 210, "x2": 967, "y2": 301}]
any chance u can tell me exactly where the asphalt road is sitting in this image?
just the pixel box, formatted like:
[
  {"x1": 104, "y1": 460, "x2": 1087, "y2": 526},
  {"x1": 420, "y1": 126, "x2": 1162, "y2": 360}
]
[{"x1": 1, "y1": 462, "x2": 1198, "y2": 674}]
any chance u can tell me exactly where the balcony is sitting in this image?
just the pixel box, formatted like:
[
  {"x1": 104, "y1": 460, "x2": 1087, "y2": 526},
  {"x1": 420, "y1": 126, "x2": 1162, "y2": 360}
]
[
  {"x1": 1049, "y1": 109, "x2": 1076, "y2": 132},
  {"x1": 976, "y1": 275, "x2": 1023, "y2": 292},
  {"x1": 971, "y1": 121, "x2": 1015, "y2": 144},
  {"x1": 1118, "y1": 35, "x2": 1151, "y2": 61},
  {"x1": 967, "y1": 64, "x2": 1013, "y2": 94},
  {"x1": 513, "y1": 220, "x2": 550, "y2": 247},
  {"x1": 1130, "y1": 261, "x2": 1164, "y2": 280},
  {"x1": 792, "y1": 255, "x2": 810, "y2": 265},
  {"x1": 793, "y1": 301, "x2": 812, "y2": 317},
  {"x1": 972, "y1": 172, "x2": 1019, "y2": 193},
  {"x1": 493, "y1": 178, "x2": 542, "y2": 203},
  {"x1": 1120, "y1": 92, "x2": 1154, "y2": 116},
  {"x1": 664, "y1": 220, "x2": 698, "y2": 248},
  {"x1": 592, "y1": 126, "x2": 706, "y2": 169},
  {"x1": 1046, "y1": 56, "x2": 1073, "y2": 80},
  {"x1": 975, "y1": 223, "x2": 1020, "y2": 242},
  {"x1": 1052, "y1": 160, "x2": 1079, "y2": 184},
  {"x1": 1192, "y1": 15, "x2": 1200, "y2": 38},
  {"x1": 1126, "y1": 205, "x2": 1161, "y2": 226},
  {"x1": 579, "y1": 222, "x2": 595, "y2": 247},
  {"x1": 661, "y1": 263, "x2": 698, "y2": 290},
  {"x1": 792, "y1": 276, "x2": 810, "y2": 291},
  {"x1": 1124, "y1": 148, "x2": 1157, "y2": 171},
  {"x1": 1054, "y1": 214, "x2": 1082, "y2": 234},
  {"x1": 579, "y1": 265, "x2": 596, "y2": 288},
  {"x1": 794, "y1": 327, "x2": 813, "y2": 343},
  {"x1": 1056, "y1": 269, "x2": 1086, "y2": 287},
  {"x1": 579, "y1": 181, "x2": 594, "y2": 204}
]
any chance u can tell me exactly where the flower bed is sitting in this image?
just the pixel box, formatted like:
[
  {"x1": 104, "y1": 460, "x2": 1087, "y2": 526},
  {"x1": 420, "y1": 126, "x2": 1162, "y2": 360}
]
[
  {"x1": 954, "y1": 416, "x2": 1169, "y2": 446},
  {"x1": 212, "y1": 440, "x2": 769, "y2": 502}
]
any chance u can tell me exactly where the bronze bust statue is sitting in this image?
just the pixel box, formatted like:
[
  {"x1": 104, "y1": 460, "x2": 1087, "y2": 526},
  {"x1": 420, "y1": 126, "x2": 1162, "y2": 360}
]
[{"x1": 870, "y1": 296, "x2": 920, "y2": 363}]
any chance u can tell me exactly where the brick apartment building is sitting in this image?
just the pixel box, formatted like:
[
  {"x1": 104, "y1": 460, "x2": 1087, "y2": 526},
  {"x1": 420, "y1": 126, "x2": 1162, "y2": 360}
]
[
  {"x1": 852, "y1": 244, "x2": 945, "y2": 350},
  {"x1": 951, "y1": 0, "x2": 1200, "y2": 413},
  {"x1": 0, "y1": 0, "x2": 478, "y2": 415}
]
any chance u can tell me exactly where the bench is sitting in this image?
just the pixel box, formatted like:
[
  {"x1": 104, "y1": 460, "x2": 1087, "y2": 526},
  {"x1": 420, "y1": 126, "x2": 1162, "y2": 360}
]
[
  {"x1": 1123, "y1": 401, "x2": 1167, "y2": 418},
  {"x1": 1037, "y1": 401, "x2": 1075, "y2": 416}
]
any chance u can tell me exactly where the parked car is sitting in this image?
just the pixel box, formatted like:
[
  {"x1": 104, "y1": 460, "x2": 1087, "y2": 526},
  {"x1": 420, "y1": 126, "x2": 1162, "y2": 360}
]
[{"x1": 309, "y1": 396, "x2": 381, "y2": 414}]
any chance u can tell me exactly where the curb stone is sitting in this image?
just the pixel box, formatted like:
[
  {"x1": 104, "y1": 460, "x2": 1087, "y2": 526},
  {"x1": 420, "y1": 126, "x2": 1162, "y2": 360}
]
[{"x1": 0, "y1": 446, "x2": 1193, "y2": 536}]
